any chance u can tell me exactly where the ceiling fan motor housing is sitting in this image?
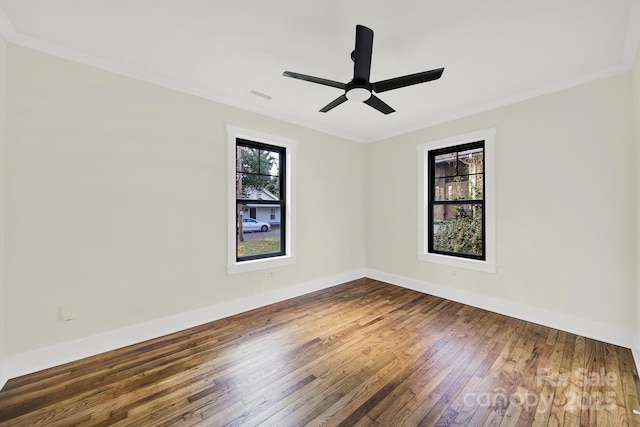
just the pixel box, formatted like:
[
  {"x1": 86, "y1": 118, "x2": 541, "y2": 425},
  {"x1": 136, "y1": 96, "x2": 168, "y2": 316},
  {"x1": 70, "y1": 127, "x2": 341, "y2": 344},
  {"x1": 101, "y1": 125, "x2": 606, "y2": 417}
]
[{"x1": 345, "y1": 84, "x2": 372, "y2": 102}]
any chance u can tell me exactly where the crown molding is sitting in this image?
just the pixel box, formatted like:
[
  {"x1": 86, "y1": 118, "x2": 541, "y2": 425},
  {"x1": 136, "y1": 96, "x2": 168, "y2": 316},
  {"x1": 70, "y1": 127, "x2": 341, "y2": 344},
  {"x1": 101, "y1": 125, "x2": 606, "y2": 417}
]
[
  {"x1": 623, "y1": 0, "x2": 640, "y2": 69},
  {"x1": 0, "y1": 7, "x2": 16, "y2": 41}
]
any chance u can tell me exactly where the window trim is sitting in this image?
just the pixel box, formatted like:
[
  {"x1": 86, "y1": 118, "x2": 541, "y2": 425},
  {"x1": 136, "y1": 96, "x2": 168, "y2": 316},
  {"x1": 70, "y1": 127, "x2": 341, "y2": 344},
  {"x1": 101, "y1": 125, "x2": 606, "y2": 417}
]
[
  {"x1": 227, "y1": 125, "x2": 296, "y2": 274},
  {"x1": 417, "y1": 128, "x2": 496, "y2": 273}
]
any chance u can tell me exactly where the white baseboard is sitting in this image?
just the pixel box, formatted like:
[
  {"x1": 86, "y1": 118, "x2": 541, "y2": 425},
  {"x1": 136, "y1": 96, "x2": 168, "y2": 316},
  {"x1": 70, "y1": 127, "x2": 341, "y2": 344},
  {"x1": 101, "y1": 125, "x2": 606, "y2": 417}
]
[
  {"x1": 632, "y1": 337, "x2": 640, "y2": 380},
  {"x1": 4, "y1": 269, "x2": 365, "y2": 382},
  {"x1": 0, "y1": 358, "x2": 8, "y2": 391},
  {"x1": 365, "y1": 269, "x2": 636, "y2": 349}
]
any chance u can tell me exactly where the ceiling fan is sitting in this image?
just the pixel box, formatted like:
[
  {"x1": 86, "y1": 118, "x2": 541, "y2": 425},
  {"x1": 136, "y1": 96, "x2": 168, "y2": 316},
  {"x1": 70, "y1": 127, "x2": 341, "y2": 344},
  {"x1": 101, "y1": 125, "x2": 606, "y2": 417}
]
[{"x1": 283, "y1": 25, "x2": 444, "y2": 115}]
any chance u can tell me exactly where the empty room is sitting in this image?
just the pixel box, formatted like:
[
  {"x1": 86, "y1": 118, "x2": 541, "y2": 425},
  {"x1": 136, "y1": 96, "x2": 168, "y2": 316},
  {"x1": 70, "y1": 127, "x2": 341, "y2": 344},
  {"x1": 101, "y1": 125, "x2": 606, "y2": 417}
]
[{"x1": 1, "y1": 1, "x2": 640, "y2": 425}]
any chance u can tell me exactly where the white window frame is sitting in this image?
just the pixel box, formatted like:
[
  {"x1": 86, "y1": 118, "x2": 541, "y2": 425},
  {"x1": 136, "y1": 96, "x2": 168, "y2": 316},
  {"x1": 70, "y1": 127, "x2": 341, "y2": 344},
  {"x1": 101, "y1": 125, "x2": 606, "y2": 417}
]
[
  {"x1": 417, "y1": 128, "x2": 496, "y2": 273},
  {"x1": 227, "y1": 125, "x2": 296, "y2": 274}
]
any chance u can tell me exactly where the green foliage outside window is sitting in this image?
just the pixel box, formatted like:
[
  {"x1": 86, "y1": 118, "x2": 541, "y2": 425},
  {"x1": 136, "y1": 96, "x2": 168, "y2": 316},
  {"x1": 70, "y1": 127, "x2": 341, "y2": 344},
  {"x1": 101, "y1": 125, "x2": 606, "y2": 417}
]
[
  {"x1": 433, "y1": 207, "x2": 483, "y2": 256},
  {"x1": 238, "y1": 146, "x2": 279, "y2": 197},
  {"x1": 432, "y1": 154, "x2": 484, "y2": 257}
]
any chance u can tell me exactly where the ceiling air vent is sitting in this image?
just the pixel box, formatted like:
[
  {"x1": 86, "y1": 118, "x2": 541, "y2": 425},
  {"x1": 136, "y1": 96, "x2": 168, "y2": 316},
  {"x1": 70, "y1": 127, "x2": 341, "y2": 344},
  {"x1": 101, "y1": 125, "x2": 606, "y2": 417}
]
[{"x1": 249, "y1": 89, "x2": 272, "y2": 100}]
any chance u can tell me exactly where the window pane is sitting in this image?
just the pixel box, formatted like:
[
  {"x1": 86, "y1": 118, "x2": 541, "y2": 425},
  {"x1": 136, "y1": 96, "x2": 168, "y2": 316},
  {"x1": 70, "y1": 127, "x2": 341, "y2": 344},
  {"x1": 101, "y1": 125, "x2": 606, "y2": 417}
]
[
  {"x1": 458, "y1": 148, "x2": 484, "y2": 174},
  {"x1": 435, "y1": 176, "x2": 482, "y2": 201},
  {"x1": 472, "y1": 173, "x2": 483, "y2": 198},
  {"x1": 266, "y1": 151, "x2": 280, "y2": 177},
  {"x1": 434, "y1": 178, "x2": 446, "y2": 201},
  {"x1": 434, "y1": 152, "x2": 456, "y2": 178},
  {"x1": 238, "y1": 146, "x2": 258, "y2": 173},
  {"x1": 238, "y1": 147, "x2": 280, "y2": 176},
  {"x1": 237, "y1": 174, "x2": 280, "y2": 200},
  {"x1": 237, "y1": 203, "x2": 282, "y2": 259},
  {"x1": 237, "y1": 144, "x2": 282, "y2": 200},
  {"x1": 432, "y1": 203, "x2": 483, "y2": 257}
]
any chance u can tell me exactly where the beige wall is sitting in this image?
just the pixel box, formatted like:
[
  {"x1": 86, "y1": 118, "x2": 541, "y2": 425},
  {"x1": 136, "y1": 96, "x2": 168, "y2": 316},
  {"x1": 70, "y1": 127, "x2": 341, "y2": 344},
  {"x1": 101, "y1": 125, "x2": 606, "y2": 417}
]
[
  {"x1": 634, "y1": 42, "x2": 640, "y2": 346},
  {"x1": 0, "y1": 35, "x2": 6, "y2": 369},
  {"x1": 366, "y1": 72, "x2": 636, "y2": 330},
  {"x1": 4, "y1": 45, "x2": 365, "y2": 355},
  {"x1": 2, "y1": 37, "x2": 639, "y2": 361}
]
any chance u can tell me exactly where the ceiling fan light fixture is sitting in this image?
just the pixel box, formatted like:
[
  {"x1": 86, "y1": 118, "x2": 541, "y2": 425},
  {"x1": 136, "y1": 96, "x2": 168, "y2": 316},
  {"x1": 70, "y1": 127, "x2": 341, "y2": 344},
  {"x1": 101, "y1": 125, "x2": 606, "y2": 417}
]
[{"x1": 346, "y1": 87, "x2": 371, "y2": 102}]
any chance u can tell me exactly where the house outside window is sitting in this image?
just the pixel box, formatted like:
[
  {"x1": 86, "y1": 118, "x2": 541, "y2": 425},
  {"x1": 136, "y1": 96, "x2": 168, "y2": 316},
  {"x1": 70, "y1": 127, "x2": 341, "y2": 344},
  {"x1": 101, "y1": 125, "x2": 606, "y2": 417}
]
[
  {"x1": 417, "y1": 128, "x2": 496, "y2": 273},
  {"x1": 227, "y1": 125, "x2": 296, "y2": 274}
]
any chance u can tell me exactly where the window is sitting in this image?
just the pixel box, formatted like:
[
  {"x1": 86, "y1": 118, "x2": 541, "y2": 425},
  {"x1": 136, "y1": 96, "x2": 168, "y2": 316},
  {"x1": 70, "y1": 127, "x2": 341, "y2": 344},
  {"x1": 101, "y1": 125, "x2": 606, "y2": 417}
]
[
  {"x1": 418, "y1": 128, "x2": 496, "y2": 273},
  {"x1": 429, "y1": 141, "x2": 484, "y2": 259},
  {"x1": 227, "y1": 126, "x2": 296, "y2": 274},
  {"x1": 236, "y1": 139, "x2": 285, "y2": 261}
]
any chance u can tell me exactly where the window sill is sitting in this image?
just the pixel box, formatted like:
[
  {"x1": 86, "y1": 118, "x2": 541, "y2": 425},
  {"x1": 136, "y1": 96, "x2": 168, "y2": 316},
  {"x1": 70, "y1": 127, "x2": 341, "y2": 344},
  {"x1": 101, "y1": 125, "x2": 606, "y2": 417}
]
[
  {"x1": 227, "y1": 255, "x2": 296, "y2": 275},
  {"x1": 418, "y1": 252, "x2": 496, "y2": 273}
]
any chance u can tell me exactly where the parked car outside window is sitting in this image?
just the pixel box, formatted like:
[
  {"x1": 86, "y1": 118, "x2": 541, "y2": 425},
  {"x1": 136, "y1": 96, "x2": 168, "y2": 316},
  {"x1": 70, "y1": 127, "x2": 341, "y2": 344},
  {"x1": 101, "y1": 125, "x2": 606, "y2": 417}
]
[{"x1": 241, "y1": 218, "x2": 271, "y2": 232}]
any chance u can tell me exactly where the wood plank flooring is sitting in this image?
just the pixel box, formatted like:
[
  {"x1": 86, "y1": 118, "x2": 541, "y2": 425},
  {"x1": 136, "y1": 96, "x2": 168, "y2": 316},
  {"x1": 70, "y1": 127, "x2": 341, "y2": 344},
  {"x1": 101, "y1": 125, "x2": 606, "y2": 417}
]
[{"x1": 1, "y1": 278, "x2": 640, "y2": 426}]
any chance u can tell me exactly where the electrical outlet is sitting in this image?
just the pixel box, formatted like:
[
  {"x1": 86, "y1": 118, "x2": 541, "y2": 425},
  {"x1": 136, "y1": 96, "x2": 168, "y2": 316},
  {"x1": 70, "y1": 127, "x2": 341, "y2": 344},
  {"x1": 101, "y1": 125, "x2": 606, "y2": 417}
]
[
  {"x1": 451, "y1": 269, "x2": 457, "y2": 277},
  {"x1": 267, "y1": 270, "x2": 275, "y2": 281}
]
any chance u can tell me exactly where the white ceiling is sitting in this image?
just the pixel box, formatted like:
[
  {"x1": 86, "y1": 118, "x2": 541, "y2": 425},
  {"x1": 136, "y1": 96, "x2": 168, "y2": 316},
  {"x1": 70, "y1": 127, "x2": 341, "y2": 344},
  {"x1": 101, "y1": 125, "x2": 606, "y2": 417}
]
[{"x1": 0, "y1": 0, "x2": 638, "y2": 143}]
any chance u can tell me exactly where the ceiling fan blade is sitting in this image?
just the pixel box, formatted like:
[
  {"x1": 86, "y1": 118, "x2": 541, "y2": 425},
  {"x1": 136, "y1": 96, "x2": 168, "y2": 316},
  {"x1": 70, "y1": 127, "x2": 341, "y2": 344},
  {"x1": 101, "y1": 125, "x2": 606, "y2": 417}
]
[
  {"x1": 320, "y1": 94, "x2": 348, "y2": 113},
  {"x1": 283, "y1": 71, "x2": 346, "y2": 90},
  {"x1": 372, "y1": 67, "x2": 444, "y2": 93},
  {"x1": 352, "y1": 25, "x2": 374, "y2": 82},
  {"x1": 364, "y1": 94, "x2": 395, "y2": 114}
]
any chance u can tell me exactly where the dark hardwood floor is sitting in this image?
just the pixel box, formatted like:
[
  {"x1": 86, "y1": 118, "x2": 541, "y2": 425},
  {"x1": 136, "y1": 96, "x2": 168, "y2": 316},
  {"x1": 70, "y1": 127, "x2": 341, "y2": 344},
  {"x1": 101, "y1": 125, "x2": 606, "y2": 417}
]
[{"x1": 1, "y1": 278, "x2": 639, "y2": 426}]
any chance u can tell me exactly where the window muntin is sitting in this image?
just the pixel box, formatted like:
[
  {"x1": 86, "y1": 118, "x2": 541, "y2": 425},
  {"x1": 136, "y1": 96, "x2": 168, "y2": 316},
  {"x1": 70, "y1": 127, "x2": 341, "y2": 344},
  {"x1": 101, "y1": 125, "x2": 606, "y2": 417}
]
[
  {"x1": 236, "y1": 139, "x2": 285, "y2": 262},
  {"x1": 428, "y1": 141, "x2": 485, "y2": 260}
]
